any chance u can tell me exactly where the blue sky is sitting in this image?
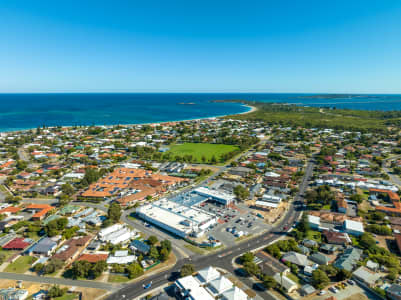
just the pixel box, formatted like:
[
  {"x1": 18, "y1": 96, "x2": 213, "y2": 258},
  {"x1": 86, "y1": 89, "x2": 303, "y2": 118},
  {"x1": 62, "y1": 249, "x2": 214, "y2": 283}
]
[{"x1": 1, "y1": 0, "x2": 401, "y2": 93}]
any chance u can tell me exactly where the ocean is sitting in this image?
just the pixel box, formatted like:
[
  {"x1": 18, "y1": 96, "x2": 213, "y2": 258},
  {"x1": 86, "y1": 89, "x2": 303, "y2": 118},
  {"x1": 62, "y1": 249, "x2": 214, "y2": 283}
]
[{"x1": 0, "y1": 93, "x2": 400, "y2": 132}]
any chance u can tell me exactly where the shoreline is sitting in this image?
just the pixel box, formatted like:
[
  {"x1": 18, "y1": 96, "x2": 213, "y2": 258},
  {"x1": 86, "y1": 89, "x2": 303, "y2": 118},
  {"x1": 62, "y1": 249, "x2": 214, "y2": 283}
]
[
  {"x1": 236, "y1": 104, "x2": 257, "y2": 115},
  {"x1": 0, "y1": 104, "x2": 256, "y2": 135}
]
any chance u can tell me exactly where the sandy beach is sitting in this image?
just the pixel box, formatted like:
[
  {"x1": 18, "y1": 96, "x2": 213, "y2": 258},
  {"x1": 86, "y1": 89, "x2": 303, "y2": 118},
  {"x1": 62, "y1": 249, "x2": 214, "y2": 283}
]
[
  {"x1": 0, "y1": 103, "x2": 257, "y2": 135},
  {"x1": 237, "y1": 104, "x2": 258, "y2": 115}
]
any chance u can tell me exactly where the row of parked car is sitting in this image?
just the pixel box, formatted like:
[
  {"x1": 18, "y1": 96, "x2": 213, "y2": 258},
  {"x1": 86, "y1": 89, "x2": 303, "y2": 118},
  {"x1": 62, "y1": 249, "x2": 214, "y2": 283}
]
[
  {"x1": 226, "y1": 226, "x2": 248, "y2": 237},
  {"x1": 326, "y1": 280, "x2": 356, "y2": 294}
]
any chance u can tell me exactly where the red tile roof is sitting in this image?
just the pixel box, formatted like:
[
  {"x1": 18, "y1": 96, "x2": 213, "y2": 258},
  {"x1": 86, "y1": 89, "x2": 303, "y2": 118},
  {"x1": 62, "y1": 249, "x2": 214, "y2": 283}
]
[
  {"x1": 0, "y1": 206, "x2": 22, "y2": 214},
  {"x1": 25, "y1": 204, "x2": 53, "y2": 219},
  {"x1": 3, "y1": 237, "x2": 30, "y2": 250}
]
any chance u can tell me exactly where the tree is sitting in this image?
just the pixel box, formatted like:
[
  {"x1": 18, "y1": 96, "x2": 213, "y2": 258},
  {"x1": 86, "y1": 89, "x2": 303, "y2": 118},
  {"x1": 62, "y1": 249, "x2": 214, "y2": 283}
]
[
  {"x1": 296, "y1": 213, "x2": 310, "y2": 234},
  {"x1": 15, "y1": 160, "x2": 28, "y2": 171},
  {"x1": 81, "y1": 168, "x2": 102, "y2": 186},
  {"x1": 210, "y1": 155, "x2": 217, "y2": 164},
  {"x1": 387, "y1": 268, "x2": 398, "y2": 281},
  {"x1": 159, "y1": 248, "x2": 169, "y2": 262},
  {"x1": 243, "y1": 261, "x2": 260, "y2": 277},
  {"x1": 71, "y1": 260, "x2": 92, "y2": 279},
  {"x1": 262, "y1": 274, "x2": 277, "y2": 289},
  {"x1": 180, "y1": 264, "x2": 195, "y2": 277},
  {"x1": 318, "y1": 265, "x2": 338, "y2": 277},
  {"x1": 89, "y1": 261, "x2": 107, "y2": 278},
  {"x1": 5, "y1": 195, "x2": 21, "y2": 205},
  {"x1": 61, "y1": 183, "x2": 74, "y2": 196},
  {"x1": 359, "y1": 233, "x2": 376, "y2": 250},
  {"x1": 265, "y1": 244, "x2": 281, "y2": 259},
  {"x1": 48, "y1": 285, "x2": 67, "y2": 298},
  {"x1": 233, "y1": 185, "x2": 250, "y2": 201},
  {"x1": 33, "y1": 263, "x2": 44, "y2": 273},
  {"x1": 43, "y1": 259, "x2": 64, "y2": 274},
  {"x1": 126, "y1": 262, "x2": 144, "y2": 279},
  {"x1": 370, "y1": 211, "x2": 385, "y2": 222},
  {"x1": 160, "y1": 240, "x2": 172, "y2": 253},
  {"x1": 45, "y1": 218, "x2": 68, "y2": 237},
  {"x1": 107, "y1": 202, "x2": 121, "y2": 222},
  {"x1": 366, "y1": 224, "x2": 392, "y2": 236},
  {"x1": 240, "y1": 252, "x2": 255, "y2": 264},
  {"x1": 336, "y1": 269, "x2": 351, "y2": 281},
  {"x1": 148, "y1": 235, "x2": 158, "y2": 246},
  {"x1": 350, "y1": 193, "x2": 363, "y2": 204},
  {"x1": 312, "y1": 269, "x2": 330, "y2": 289},
  {"x1": 59, "y1": 194, "x2": 71, "y2": 206},
  {"x1": 149, "y1": 246, "x2": 159, "y2": 260}
]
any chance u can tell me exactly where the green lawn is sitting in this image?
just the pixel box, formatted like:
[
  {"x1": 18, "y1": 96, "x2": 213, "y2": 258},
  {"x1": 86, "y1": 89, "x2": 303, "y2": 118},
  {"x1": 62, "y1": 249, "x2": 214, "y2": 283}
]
[
  {"x1": 167, "y1": 143, "x2": 239, "y2": 163},
  {"x1": 54, "y1": 294, "x2": 78, "y2": 300},
  {"x1": 4, "y1": 256, "x2": 37, "y2": 273},
  {"x1": 306, "y1": 230, "x2": 322, "y2": 243},
  {"x1": 108, "y1": 274, "x2": 130, "y2": 283},
  {"x1": 0, "y1": 249, "x2": 17, "y2": 264},
  {"x1": 184, "y1": 244, "x2": 206, "y2": 254}
]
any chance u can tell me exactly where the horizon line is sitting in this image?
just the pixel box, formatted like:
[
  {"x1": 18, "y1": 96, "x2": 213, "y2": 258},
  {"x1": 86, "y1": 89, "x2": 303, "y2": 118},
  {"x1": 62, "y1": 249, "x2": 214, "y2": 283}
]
[{"x1": 1, "y1": 91, "x2": 401, "y2": 95}]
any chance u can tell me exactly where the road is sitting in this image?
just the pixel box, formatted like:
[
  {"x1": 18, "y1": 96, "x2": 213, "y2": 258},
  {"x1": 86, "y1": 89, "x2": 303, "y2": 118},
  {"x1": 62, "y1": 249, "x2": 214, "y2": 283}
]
[
  {"x1": 382, "y1": 155, "x2": 401, "y2": 187},
  {"x1": 106, "y1": 159, "x2": 315, "y2": 300},
  {"x1": 0, "y1": 272, "x2": 118, "y2": 291},
  {"x1": 1, "y1": 140, "x2": 314, "y2": 299},
  {"x1": 17, "y1": 147, "x2": 30, "y2": 162}
]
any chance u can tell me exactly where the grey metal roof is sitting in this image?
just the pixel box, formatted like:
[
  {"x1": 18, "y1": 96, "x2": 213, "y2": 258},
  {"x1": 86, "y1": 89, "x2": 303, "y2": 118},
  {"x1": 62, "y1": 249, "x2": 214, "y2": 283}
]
[{"x1": 31, "y1": 237, "x2": 57, "y2": 254}]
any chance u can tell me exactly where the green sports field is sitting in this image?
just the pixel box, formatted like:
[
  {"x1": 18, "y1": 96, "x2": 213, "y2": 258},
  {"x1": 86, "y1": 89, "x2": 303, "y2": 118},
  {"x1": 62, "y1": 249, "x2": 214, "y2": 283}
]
[{"x1": 167, "y1": 143, "x2": 239, "y2": 163}]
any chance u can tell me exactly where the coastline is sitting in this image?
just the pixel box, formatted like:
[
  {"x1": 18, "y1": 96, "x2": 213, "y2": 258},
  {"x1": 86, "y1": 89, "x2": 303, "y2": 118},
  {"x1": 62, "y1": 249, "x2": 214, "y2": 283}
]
[
  {"x1": 236, "y1": 104, "x2": 257, "y2": 115},
  {"x1": 0, "y1": 104, "x2": 256, "y2": 135}
]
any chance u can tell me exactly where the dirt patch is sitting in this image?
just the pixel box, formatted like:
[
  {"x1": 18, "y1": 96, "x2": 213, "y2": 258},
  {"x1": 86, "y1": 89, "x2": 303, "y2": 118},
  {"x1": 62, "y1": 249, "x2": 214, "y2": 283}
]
[
  {"x1": 359, "y1": 199, "x2": 372, "y2": 212},
  {"x1": 246, "y1": 200, "x2": 289, "y2": 224},
  {"x1": 0, "y1": 280, "x2": 107, "y2": 300},
  {"x1": 375, "y1": 235, "x2": 394, "y2": 252},
  {"x1": 344, "y1": 293, "x2": 369, "y2": 300}
]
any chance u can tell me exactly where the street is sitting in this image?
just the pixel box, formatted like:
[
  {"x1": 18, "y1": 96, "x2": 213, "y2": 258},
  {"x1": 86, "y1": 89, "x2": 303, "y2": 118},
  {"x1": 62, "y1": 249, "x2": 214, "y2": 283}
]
[{"x1": 106, "y1": 159, "x2": 314, "y2": 300}]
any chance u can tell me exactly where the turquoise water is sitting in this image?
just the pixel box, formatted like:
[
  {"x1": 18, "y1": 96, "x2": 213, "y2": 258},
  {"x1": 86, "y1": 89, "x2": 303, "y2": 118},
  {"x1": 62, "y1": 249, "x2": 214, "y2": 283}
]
[{"x1": 0, "y1": 93, "x2": 400, "y2": 132}]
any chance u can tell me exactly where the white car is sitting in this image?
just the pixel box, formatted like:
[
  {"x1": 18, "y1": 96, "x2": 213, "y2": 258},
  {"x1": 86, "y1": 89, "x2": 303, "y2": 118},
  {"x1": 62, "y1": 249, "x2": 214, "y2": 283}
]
[{"x1": 318, "y1": 290, "x2": 327, "y2": 295}]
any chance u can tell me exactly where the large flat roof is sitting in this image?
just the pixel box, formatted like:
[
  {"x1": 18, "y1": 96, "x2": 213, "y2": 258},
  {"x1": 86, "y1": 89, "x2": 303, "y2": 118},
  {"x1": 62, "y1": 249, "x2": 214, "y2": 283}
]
[{"x1": 137, "y1": 199, "x2": 216, "y2": 233}]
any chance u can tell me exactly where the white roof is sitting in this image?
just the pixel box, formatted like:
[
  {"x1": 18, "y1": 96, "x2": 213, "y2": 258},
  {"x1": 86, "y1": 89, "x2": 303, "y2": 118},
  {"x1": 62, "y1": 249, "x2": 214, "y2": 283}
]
[
  {"x1": 137, "y1": 199, "x2": 216, "y2": 234},
  {"x1": 221, "y1": 286, "x2": 248, "y2": 300},
  {"x1": 255, "y1": 201, "x2": 279, "y2": 208},
  {"x1": 344, "y1": 220, "x2": 364, "y2": 232},
  {"x1": 196, "y1": 266, "x2": 220, "y2": 283},
  {"x1": 194, "y1": 187, "x2": 235, "y2": 202},
  {"x1": 99, "y1": 224, "x2": 123, "y2": 237},
  {"x1": 107, "y1": 255, "x2": 137, "y2": 264},
  {"x1": 176, "y1": 276, "x2": 215, "y2": 300},
  {"x1": 208, "y1": 276, "x2": 233, "y2": 295},
  {"x1": 308, "y1": 215, "x2": 321, "y2": 225},
  {"x1": 273, "y1": 273, "x2": 297, "y2": 290},
  {"x1": 101, "y1": 227, "x2": 136, "y2": 244},
  {"x1": 262, "y1": 194, "x2": 282, "y2": 203},
  {"x1": 353, "y1": 266, "x2": 381, "y2": 285},
  {"x1": 114, "y1": 250, "x2": 128, "y2": 257},
  {"x1": 265, "y1": 171, "x2": 280, "y2": 177}
]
